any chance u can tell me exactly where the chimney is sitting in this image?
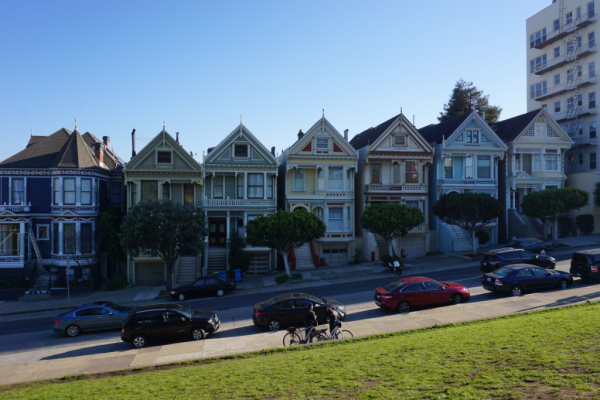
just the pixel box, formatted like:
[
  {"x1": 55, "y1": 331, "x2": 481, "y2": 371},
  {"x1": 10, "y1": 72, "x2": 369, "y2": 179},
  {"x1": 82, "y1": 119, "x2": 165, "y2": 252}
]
[
  {"x1": 176, "y1": 132, "x2": 180, "y2": 144},
  {"x1": 131, "y1": 129, "x2": 136, "y2": 158},
  {"x1": 297, "y1": 129, "x2": 304, "y2": 140},
  {"x1": 344, "y1": 129, "x2": 349, "y2": 141},
  {"x1": 102, "y1": 136, "x2": 110, "y2": 148},
  {"x1": 271, "y1": 146, "x2": 276, "y2": 156},
  {"x1": 482, "y1": 107, "x2": 486, "y2": 122},
  {"x1": 94, "y1": 143, "x2": 104, "y2": 165}
]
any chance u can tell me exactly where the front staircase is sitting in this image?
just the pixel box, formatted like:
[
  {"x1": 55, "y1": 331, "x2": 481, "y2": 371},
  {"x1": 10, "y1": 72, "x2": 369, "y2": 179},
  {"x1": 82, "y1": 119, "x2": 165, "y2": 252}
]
[
  {"x1": 177, "y1": 256, "x2": 198, "y2": 284},
  {"x1": 373, "y1": 234, "x2": 391, "y2": 259},
  {"x1": 519, "y1": 214, "x2": 544, "y2": 239},
  {"x1": 295, "y1": 242, "x2": 314, "y2": 269},
  {"x1": 447, "y1": 224, "x2": 472, "y2": 251},
  {"x1": 207, "y1": 247, "x2": 227, "y2": 275}
]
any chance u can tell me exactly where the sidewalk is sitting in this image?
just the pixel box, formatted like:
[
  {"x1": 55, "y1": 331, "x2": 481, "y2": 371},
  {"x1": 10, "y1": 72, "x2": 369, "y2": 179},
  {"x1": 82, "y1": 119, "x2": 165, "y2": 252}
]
[{"x1": 1, "y1": 235, "x2": 598, "y2": 317}]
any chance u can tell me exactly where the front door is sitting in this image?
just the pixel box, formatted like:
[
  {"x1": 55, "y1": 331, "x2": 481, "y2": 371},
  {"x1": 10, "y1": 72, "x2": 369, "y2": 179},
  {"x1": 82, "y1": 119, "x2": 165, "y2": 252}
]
[{"x1": 209, "y1": 218, "x2": 227, "y2": 247}]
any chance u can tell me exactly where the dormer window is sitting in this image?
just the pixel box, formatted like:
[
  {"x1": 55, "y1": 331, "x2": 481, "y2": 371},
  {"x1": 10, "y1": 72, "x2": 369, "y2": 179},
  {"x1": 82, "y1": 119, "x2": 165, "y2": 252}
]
[
  {"x1": 234, "y1": 145, "x2": 248, "y2": 157},
  {"x1": 157, "y1": 151, "x2": 171, "y2": 164},
  {"x1": 466, "y1": 130, "x2": 479, "y2": 144},
  {"x1": 534, "y1": 122, "x2": 547, "y2": 137},
  {"x1": 316, "y1": 139, "x2": 328, "y2": 149},
  {"x1": 393, "y1": 136, "x2": 406, "y2": 146}
]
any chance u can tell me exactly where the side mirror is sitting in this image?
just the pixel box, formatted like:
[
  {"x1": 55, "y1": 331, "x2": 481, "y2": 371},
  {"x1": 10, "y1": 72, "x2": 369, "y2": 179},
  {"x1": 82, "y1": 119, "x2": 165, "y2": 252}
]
[
  {"x1": 109, "y1": 312, "x2": 114, "y2": 315},
  {"x1": 439, "y1": 287, "x2": 446, "y2": 290},
  {"x1": 181, "y1": 317, "x2": 186, "y2": 322}
]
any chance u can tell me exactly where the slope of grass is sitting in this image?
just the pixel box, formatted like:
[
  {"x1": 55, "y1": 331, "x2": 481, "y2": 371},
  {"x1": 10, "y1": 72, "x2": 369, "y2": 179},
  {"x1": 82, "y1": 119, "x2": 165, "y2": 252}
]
[{"x1": 3, "y1": 302, "x2": 600, "y2": 399}]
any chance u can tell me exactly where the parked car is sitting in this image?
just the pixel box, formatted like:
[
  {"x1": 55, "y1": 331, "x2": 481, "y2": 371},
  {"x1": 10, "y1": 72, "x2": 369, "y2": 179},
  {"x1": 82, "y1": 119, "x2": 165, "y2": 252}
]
[
  {"x1": 570, "y1": 249, "x2": 600, "y2": 282},
  {"x1": 171, "y1": 276, "x2": 236, "y2": 301},
  {"x1": 121, "y1": 303, "x2": 219, "y2": 349},
  {"x1": 482, "y1": 264, "x2": 572, "y2": 296},
  {"x1": 505, "y1": 237, "x2": 553, "y2": 254},
  {"x1": 480, "y1": 248, "x2": 556, "y2": 272},
  {"x1": 53, "y1": 301, "x2": 134, "y2": 337},
  {"x1": 252, "y1": 293, "x2": 346, "y2": 332},
  {"x1": 374, "y1": 276, "x2": 470, "y2": 313}
]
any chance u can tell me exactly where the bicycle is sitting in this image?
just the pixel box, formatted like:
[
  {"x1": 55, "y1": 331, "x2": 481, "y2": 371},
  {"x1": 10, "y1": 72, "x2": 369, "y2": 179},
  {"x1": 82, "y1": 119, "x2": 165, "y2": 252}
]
[
  {"x1": 282, "y1": 325, "x2": 327, "y2": 347},
  {"x1": 320, "y1": 321, "x2": 354, "y2": 341}
]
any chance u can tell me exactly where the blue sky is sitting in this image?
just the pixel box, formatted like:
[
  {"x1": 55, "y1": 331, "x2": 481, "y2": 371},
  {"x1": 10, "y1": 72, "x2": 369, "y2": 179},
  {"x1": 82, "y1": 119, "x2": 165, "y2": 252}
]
[{"x1": 0, "y1": 0, "x2": 551, "y2": 162}]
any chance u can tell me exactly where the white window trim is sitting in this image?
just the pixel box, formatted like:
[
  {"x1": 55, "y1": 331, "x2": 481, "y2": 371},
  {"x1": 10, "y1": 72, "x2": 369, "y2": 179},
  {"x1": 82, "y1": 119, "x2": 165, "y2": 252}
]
[
  {"x1": 466, "y1": 130, "x2": 480, "y2": 144},
  {"x1": 155, "y1": 149, "x2": 174, "y2": 165},
  {"x1": 37, "y1": 224, "x2": 49, "y2": 241},
  {"x1": 233, "y1": 144, "x2": 249, "y2": 158},
  {"x1": 327, "y1": 206, "x2": 344, "y2": 232},
  {"x1": 464, "y1": 155, "x2": 474, "y2": 179},
  {"x1": 393, "y1": 135, "x2": 406, "y2": 147},
  {"x1": 392, "y1": 162, "x2": 402, "y2": 185},
  {"x1": 327, "y1": 166, "x2": 344, "y2": 191},
  {"x1": 316, "y1": 138, "x2": 329, "y2": 150},
  {"x1": 405, "y1": 160, "x2": 420, "y2": 184},
  {"x1": 9, "y1": 177, "x2": 26, "y2": 206}
]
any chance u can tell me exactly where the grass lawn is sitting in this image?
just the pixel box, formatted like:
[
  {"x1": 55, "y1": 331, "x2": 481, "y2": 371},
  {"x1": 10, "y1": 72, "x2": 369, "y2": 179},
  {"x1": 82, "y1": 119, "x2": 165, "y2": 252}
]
[{"x1": 3, "y1": 302, "x2": 600, "y2": 399}]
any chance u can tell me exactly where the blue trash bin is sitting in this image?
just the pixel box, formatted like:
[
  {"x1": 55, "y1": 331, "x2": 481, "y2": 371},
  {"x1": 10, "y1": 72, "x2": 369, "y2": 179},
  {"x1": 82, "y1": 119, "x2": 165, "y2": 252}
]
[
  {"x1": 220, "y1": 270, "x2": 227, "y2": 279},
  {"x1": 234, "y1": 269, "x2": 241, "y2": 282}
]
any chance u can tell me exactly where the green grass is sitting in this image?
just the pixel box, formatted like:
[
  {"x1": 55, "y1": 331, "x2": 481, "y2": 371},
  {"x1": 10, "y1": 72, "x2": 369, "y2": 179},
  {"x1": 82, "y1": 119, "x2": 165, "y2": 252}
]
[
  {"x1": 275, "y1": 272, "x2": 303, "y2": 285},
  {"x1": 3, "y1": 302, "x2": 600, "y2": 399}
]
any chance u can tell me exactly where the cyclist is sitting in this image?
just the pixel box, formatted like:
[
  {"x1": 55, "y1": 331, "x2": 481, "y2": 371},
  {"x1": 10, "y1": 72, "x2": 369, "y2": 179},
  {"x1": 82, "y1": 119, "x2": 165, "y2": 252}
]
[
  {"x1": 326, "y1": 307, "x2": 340, "y2": 336},
  {"x1": 304, "y1": 302, "x2": 318, "y2": 343}
]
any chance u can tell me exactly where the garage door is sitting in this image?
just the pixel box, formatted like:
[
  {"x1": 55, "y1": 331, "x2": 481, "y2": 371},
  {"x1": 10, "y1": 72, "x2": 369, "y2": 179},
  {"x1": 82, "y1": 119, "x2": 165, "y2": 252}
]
[
  {"x1": 247, "y1": 253, "x2": 269, "y2": 276},
  {"x1": 401, "y1": 237, "x2": 426, "y2": 258},
  {"x1": 322, "y1": 244, "x2": 348, "y2": 267},
  {"x1": 135, "y1": 262, "x2": 165, "y2": 286}
]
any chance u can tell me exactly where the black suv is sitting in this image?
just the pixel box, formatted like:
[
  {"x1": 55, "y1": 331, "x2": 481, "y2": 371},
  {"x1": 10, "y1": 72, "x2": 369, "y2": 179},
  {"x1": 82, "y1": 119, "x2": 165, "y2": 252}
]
[
  {"x1": 480, "y1": 248, "x2": 556, "y2": 272},
  {"x1": 121, "y1": 303, "x2": 219, "y2": 348},
  {"x1": 570, "y1": 249, "x2": 600, "y2": 282}
]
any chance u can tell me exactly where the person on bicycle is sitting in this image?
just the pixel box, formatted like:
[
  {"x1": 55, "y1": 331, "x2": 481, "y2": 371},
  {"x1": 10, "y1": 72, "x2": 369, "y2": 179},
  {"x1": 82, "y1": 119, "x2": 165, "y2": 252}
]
[
  {"x1": 304, "y1": 302, "x2": 318, "y2": 343},
  {"x1": 326, "y1": 307, "x2": 340, "y2": 336}
]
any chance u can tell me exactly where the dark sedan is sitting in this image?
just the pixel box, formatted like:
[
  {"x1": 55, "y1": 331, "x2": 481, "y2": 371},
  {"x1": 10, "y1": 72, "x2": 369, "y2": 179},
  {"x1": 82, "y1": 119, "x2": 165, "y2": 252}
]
[
  {"x1": 480, "y1": 248, "x2": 556, "y2": 272},
  {"x1": 53, "y1": 301, "x2": 134, "y2": 337},
  {"x1": 252, "y1": 293, "x2": 346, "y2": 332},
  {"x1": 374, "y1": 277, "x2": 470, "y2": 313},
  {"x1": 506, "y1": 237, "x2": 553, "y2": 254},
  {"x1": 170, "y1": 276, "x2": 235, "y2": 301},
  {"x1": 482, "y1": 264, "x2": 573, "y2": 296}
]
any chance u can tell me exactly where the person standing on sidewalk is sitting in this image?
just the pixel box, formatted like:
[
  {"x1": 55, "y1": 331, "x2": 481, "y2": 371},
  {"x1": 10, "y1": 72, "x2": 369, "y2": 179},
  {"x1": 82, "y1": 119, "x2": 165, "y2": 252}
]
[
  {"x1": 304, "y1": 302, "x2": 318, "y2": 343},
  {"x1": 326, "y1": 307, "x2": 340, "y2": 336}
]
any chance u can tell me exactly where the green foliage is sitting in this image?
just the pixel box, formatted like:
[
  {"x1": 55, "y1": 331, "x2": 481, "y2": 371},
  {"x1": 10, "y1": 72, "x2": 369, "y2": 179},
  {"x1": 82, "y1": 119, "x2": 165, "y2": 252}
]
[
  {"x1": 438, "y1": 79, "x2": 502, "y2": 124},
  {"x1": 359, "y1": 203, "x2": 424, "y2": 257},
  {"x1": 475, "y1": 230, "x2": 490, "y2": 245},
  {"x1": 576, "y1": 214, "x2": 594, "y2": 235},
  {"x1": 275, "y1": 273, "x2": 303, "y2": 285},
  {"x1": 353, "y1": 248, "x2": 362, "y2": 263},
  {"x1": 245, "y1": 209, "x2": 326, "y2": 276},
  {"x1": 106, "y1": 275, "x2": 128, "y2": 291},
  {"x1": 594, "y1": 182, "x2": 600, "y2": 208},
  {"x1": 380, "y1": 254, "x2": 405, "y2": 268},
  {"x1": 119, "y1": 200, "x2": 207, "y2": 290},
  {"x1": 0, "y1": 275, "x2": 23, "y2": 289},
  {"x1": 558, "y1": 215, "x2": 573, "y2": 237},
  {"x1": 228, "y1": 233, "x2": 251, "y2": 275},
  {"x1": 100, "y1": 204, "x2": 126, "y2": 274}
]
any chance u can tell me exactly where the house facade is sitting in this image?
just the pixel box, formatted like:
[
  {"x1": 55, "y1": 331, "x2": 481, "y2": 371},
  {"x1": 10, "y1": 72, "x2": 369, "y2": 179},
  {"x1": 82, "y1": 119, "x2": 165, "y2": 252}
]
[
  {"x1": 419, "y1": 111, "x2": 508, "y2": 252},
  {"x1": 350, "y1": 113, "x2": 434, "y2": 260},
  {"x1": 491, "y1": 108, "x2": 574, "y2": 240},
  {"x1": 0, "y1": 125, "x2": 124, "y2": 282},
  {"x1": 123, "y1": 128, "x2": 204, "y2": 286},
  {"x1": 203, "y1": 122, "x2": 278, "y2": 276},
  {"x1": 278, "y1": 116, "x2": 358, "y2": 267}
]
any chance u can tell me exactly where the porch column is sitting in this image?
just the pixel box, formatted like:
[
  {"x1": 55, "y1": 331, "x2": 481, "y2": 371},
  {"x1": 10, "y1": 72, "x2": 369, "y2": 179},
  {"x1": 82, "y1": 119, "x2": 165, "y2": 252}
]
[
  {"x1": 243, "y1": 213, "x2": 248, "y2": 238},
  {"x1": 58, "y1": 223, "x2": 64, "y2": 255},
  {"x1": 511, "y1": 183, "x2": 516, "y2": 209},
  {"x1": 76, "y1": 177, "x2": 81, "y2": 206},
  {"x1": 19, "y1": 222, "x2": 25, "y2": 258},
  {"x1": 75, "y1": 222, "x2": 81, "y2": 255},
  {"x1": 226, "y1": 214, "x2": 230, "y2": 241},
  {"x1": 512, "y1": 154, "x2": 516, "y2": 177}
]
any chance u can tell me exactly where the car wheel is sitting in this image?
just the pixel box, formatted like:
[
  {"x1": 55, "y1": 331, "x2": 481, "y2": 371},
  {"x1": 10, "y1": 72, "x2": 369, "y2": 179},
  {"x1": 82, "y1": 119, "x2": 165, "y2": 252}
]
[
  {"x1": 451, "y1": 294, "x2": 462, "y2": 304},
  {"x1": 131, "y1": 335, "x2": 147, "y2": 349},
  {"x1": 542, "y1": 262, "x2": 555, "y2": 270},
  {"x1": 267, "y1": 319, "x2": 281, "y2": 332},
  {"x1": 178, "y1": 293, "x2": 186, "y2": 301},
  {"x1": 216, "y1": 289, "x2": 225, "y2": 297},
  {"x1": 511, "y1": 285, "x2": 523, "y2": 297},
  {"x1": 191, "y1": 327, "x2": 206, "y2": 341},
  {"x1": 558, "y1": 279, "x2": 568, "y2": 290},
  {"x1": 65, "y1": 324, "x2": 80, "y2": 337},
  {"x1": 397, "y1": 301, "x2": 410, "y2": 314}
]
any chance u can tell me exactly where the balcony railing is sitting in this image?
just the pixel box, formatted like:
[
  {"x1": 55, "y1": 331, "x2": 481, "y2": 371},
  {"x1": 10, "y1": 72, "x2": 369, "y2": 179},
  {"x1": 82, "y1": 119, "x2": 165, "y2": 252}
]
[
  {"x1": 0, "y1": 255, "x2": 23, "y2": 264},
  {"x1": 365, "y1": 184, "x2": 427, "y2": 192},
  {"x1": 533, "y1": 10, "x2": 597, "y2": 49},
  {"x1": 204, "y1": 198, "x2": 275, "y2": 207},
  {"x1": 51, "y1": 205, "x2": 99, "y2": 213},
  {"x1": 534, "y1": 41, "x2": 597, "y2": 76},
  {"x1": 438, "y1": 179, "x2": 496, "y2": 186},
  {"x1": 534, "y1": 72, "x2": 597, "y2": 101},
  {"x1": 555, "y1": 104, "x2": 598, "y2": 121},
  {"x1": 0, "y1": 203, "x2": 31, "y2": 212}
]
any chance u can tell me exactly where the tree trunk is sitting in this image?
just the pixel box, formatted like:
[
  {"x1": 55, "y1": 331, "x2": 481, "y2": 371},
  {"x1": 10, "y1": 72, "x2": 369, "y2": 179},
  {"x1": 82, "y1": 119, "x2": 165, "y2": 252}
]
[
  {"x1": 388, "y1": 239, "x2": 393, "y2": 257},
  {"x1": 165, "y1": 259, "x2": 175, "y2": 291},
  {"x1": 279, "y1": 250, "x2": 292, "y2": 277},
  {"x1": 553, "y1": 219, "x2": 559, "y2": 245},
  {"x1": 471, "y1": 230, "x2": 477, "y2": 255}
]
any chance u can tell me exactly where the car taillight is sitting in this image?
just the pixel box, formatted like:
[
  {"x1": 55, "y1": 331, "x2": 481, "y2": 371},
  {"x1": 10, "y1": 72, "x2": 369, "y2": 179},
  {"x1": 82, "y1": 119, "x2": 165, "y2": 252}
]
[
  {"x1": 122, "y1": 327, "x2": 125, "y2": 333},
  {"x1": 230, "y1": 282, "x2": 234, "y2": 286},
  {"x1": 592, "y1": 266, "x2": 598, "y2": 273},
  {"x1": 254, "y1": 311, "x2": 264, "y2": 316},
  {"x1": 54, "y1": 319, "x2": 60, "y2": 325},
  {"x1": 489, "y1": 261, "x2": 500, "y2": 265},
  {"x1": 495, "y1": 279, "x2": 503, "y2": 286},
  {"x1": 381, "y1": 296, "x2": 392, "y2": 300}
]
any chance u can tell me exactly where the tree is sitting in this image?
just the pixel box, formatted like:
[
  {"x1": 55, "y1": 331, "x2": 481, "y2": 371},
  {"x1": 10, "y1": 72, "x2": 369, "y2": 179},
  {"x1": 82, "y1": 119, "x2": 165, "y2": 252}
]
[
  {"x1": 359, "y1": 203, "x2": 424, "y2": 258},
  {"x1": 438, "y1": 79, "x2": 502, "y2": 124},
  {"x1": 119, "y1": 200, "x2": 207, "y2": 291},
  {"x1": 594, "y1": 182, "x2": 600, "y2": 207},
  {"x1": 100, "y1": 203, "x2": 126, "y2": 276},
  {"x1": 521, "y1": 188, "x2": 589, "y2": 244},
  {"x1": 433, "y1": 192, "x2": 504, "y2": 254},
  {"x1": 245, "y1": 209, "x2": 326, "y2": 277},
  {"x1": 228, "y1": 232, "x2": 251, "y2": 275}
]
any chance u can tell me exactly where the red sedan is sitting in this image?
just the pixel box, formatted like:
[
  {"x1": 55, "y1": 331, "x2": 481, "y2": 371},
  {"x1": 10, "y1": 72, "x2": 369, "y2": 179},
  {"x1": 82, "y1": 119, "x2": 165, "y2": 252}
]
[{"x1": 375, "y1": 276, "x2": 470, "y2": 313}]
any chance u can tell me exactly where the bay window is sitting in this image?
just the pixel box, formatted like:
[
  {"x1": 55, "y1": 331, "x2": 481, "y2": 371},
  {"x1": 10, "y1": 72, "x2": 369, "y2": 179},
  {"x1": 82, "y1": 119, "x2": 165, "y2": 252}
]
[
  {"x1": 237, "y1": 175, "x2": 244, "y2": 198},
  {"x1": 533, "y1": 154, "x2": 543, "y2": 171},
  {"x1": 64, "y1": 178, "x2": 75, "y2": 205},
  {"x1": 313, "y1": 207, "x2": 324, "y2": 222},
  {"x1": 184, "y1": 183, "x2": 194, "y2": 204},
  {"x1": 213, "y1": 177, "x2": 223, "y2": 199},
  {"x1": 346, "y1": 169, "x2": 352, "y2": 190},
  {"x1": 141, "y1": 181, "x2": 158, "y2": 202},
  {"x1": 515, "y1": 154, "x2": 521, "y2": 171},
  {"x1": 465, "y1": 156, "x2": 474, "y2": 179},
  {"x1": 347, "y1": 207, "x2": 351, "y2": 230},
  {"x1": 293, "y1": 169, "x2": 304, "y2": 191},
  {"x1": 405, "y1": 161, "x2": 419, "y2": 183},
  {"x1": 130, "y1": 182, "x2": 137, "y2": 205},
  {"x1": 317, "y1": 169, "x2": 325, "y2": 191},
  {"x1": 81, "y1": 179, "x2": 92, "y2": 205},
  {"x1": 53, "y1": 178, "x2": 60, "y2": 205},
  {"x1": 53, "y1": 223, "x2": 59, "y2": 253},
  {"x1": 80, "y1": 223, "x2": 92, "y2": 254},
  {"x1": 63, "y1": 223, "x2": 76, "y2": 254},
  {"x1": 328, "y1": 166, "x2": 343, "y2": 190},
  {"x1": 12, "y1": 178, "x2": 24, "y2": 205},
  {"x1": 444, "y1": 158, "x2": 453, "y2": 179},
  {"x1": 162, "y1": 182, "x2": 170, "y2": 201},
  {"x1": 477, "y1": 156, "x2": 491, "y2": 178},
  {"x1": 0, "y1": 224, "x2": 19, "y2": 255},
  {"x1": 248, "y1": 174, "x2": 264, "y2": 198},
  {"x1": 545, "y1": 153, "x2": 558, "y2": 171},
  {"x1": 267, "y1": 176, "x2": 274, "y2": 199},
  {"x1": 393, "y1": 163, "x2": 401, "y2": 184},
  {"x1": 371, "y1": 163, "x2": 381, "y2": 184},
  {"x1": 405, "y1": 200, "x2": 419, "y2": 209},
  {"x1": 328, "y1": 207, "x2": 343, "y2": 231}
]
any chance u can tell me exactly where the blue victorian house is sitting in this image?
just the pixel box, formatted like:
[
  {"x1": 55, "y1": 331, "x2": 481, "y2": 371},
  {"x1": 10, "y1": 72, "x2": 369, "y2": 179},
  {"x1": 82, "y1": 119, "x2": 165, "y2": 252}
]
[{"x1": 418, "y1": 111, "x2": 508, "y2": 252}]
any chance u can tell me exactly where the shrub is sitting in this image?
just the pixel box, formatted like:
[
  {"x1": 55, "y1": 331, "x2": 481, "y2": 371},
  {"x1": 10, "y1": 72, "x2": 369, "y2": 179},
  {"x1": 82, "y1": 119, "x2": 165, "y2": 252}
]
[
  {"x1": 353, "y1": 248, "x2": 362, "y2": 263},
  {"x1": 0, "y1": 275, "x2": 23, "y2": 289},
  {"x1": 558, "y1": 215, "x2": 573, "y2": 238},
  {"x1": 106, "y1": 275, "x2": 128, "y2": 291},
  {"x1": 476, "y1": 230, "x2": 490, "y2": 246},
  {"x1": 228, "y1": 233, "x2": 251, "y2": 275},
  {"x1": 576, "y1": 214, "x2": 595, "y2": 235}
]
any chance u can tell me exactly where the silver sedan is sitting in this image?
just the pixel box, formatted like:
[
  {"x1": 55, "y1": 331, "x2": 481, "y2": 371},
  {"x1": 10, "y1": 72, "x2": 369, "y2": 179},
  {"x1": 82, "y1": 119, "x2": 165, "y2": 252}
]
[{"x1": 53, "y1": 301, "x2": 134, "y2": 337}]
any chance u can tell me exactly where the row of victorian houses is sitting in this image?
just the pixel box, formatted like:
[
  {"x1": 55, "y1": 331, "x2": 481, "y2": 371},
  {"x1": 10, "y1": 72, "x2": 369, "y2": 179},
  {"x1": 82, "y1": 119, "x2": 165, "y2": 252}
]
[{"x1": 0, "y1": 108, "x2": 574, "y2": 287}]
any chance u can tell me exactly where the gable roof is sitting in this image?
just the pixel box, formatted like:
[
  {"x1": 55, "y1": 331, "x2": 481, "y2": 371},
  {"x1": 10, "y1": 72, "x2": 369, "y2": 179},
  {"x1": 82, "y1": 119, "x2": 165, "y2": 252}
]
[
  {"x1": 417, "y1": 112, "x2": 472, "y2": 145},
  {"x1": 287, "y1": 116, "x2": 358, "y2": 157},
  {"x1": 489, "y1": 109, "x2": 544, "y2": 143},
  {"x1": 126, "y1": 129, "x2": 202, "y2": 171},
  {"x1": 349, "y1": 113, "x2": 399, "y2": 150},
  {"x1": 205, "y1": 123, "x2": 277, "y2": 165}
]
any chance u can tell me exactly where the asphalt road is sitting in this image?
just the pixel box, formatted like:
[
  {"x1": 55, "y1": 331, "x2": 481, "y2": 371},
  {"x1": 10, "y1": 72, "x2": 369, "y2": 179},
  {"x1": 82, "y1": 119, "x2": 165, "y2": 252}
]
[{"x1": 0, "y1": 251, "x2": 577, "y2": 337}]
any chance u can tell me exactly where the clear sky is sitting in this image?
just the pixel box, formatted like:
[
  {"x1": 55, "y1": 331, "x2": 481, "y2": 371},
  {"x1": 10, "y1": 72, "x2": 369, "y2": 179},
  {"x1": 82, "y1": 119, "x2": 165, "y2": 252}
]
[{"x1": 0, "y1": 0, "x2": 552, "y2": 163}]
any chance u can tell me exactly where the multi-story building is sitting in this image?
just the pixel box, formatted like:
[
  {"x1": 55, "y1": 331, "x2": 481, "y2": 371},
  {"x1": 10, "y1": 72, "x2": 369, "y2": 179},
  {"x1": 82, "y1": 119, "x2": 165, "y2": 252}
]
[
  {"x1": 0, "y1": 124, "x2": 124, "y2": 283},
  {"x1": 350, "y1": 113, "x2": 433, "y2": 259},
  {"x1": 278, "y1": 115, "x2": 358, "y2": 267},
  {"x1": 419, "y1": 111, "x2": 508, "y2": 252},
  {"x1": 203, "y1": 122, "x2": 278, "y2": 276},
  {"x1": 491, "y1": 108, "x2": 573, "y2": 240},
  {"x1": 123, "y1": 127, "x2": 204, "y2": 286}
]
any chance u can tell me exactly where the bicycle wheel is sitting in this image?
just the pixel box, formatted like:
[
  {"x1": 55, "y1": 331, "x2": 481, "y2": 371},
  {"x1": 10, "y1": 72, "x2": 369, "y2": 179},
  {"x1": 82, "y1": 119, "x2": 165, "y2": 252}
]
[
  {"x1": 337, "y1": 330, "x2": 354, "y2": 340},
  {"x1": 314, "y1": 332, "x2": 329, "y2": 342},
  {"x1": 283, "y1": 332, "x2": 302, "y2": 347}
]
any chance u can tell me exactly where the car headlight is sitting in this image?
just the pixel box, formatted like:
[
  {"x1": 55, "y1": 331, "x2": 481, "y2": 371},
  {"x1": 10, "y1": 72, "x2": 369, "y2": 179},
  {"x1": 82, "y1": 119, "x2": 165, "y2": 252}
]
[
  {"x1": 461, "y1": 288, "x2": 469, "y2": 293},
  {"x1": 171, "y1": 291, "x2": 176, "y2": 295}
]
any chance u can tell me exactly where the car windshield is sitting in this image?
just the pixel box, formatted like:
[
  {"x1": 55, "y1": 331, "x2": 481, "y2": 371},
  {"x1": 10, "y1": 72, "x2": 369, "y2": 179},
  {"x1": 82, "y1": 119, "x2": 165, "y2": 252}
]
[
  {"x1": 106, "y1": 302, "x2": 127, "y2": 312},
  {"x1": 260, "y1": 297, "x2": 281, "y2": 308},
  {"x1": 494, "y1": 267, "x2": 513, "y2": 277},
  {"x1": 176, "y1": 305, "x2": 193, "y2": 318},
  {"x1": 383, "y1": 280, "x2": 406, "y2": 292}
]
